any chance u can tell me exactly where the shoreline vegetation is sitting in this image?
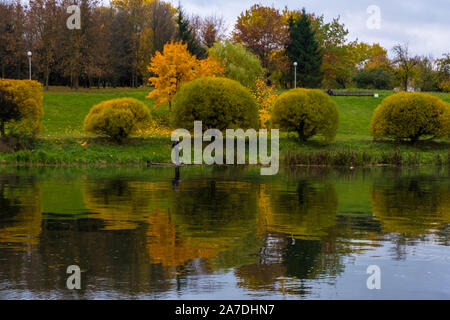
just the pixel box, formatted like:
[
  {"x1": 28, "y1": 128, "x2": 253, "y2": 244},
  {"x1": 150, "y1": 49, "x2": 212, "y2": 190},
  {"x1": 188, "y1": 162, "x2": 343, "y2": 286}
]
[{"x1": 0, "y1": 87, "x2": 448, "y2": 167}]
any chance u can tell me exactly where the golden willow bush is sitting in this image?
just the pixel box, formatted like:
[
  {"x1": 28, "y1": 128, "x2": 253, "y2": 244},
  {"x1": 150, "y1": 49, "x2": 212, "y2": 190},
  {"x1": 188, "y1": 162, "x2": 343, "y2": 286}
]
[
  {"x1": 272, "y1": 88, "x2": 339, "y2": 141},
  {"x1": 84, "y1": 98, "x2": 151, "y2": 143},
  {"x1": 172, "y1": 77, "x2": 259, "y2": 131},
  {"x1": 371, "y1": 92, "x2": 450, "y2": 142},
  {"x1": 0, "y1": 79, "x2": 43, "y2": 138}
]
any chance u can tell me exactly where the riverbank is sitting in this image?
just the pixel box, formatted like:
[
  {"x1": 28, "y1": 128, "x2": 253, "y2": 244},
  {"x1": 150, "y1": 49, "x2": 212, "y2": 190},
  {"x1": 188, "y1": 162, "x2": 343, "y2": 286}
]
[
  {"x1": 0, "y1": 134, "x2": 448, "y2": 166},
  {"x1": 0, "y1": 87, "x2": 448, "y2": 166}
]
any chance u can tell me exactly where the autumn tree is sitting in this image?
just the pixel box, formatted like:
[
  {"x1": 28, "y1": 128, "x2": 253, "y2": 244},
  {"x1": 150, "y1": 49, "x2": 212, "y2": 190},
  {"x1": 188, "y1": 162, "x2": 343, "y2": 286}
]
[
  {"x1": 110, "y1": 0, "x2": 177, "y2": 87},
  {"x1": 112, "y1": 0, "x2": 152, "y2": 87},
  {"x1": 0, "y1": 0, "x2": 26, "y2": 79},
  {"x1": 201, "y1": 15, "x2": 226, "y2": 48},
  {"x1": 316, "y1": 17, "x2": 353, "y2": 88},
  {"x1": 146, "y1": 41, "x2": 224, "y2": 108},
  {"x1": 27, "y1": 0, "x2": 60, "y2": 90},
  {"x1": 191, "y1": 14, "x2": 226, "y2": 48},
  {"x1": 392, "y1": 43, "x2": 420, "y2": 91},
  {"x1": 233, "y1": 5, "x2": 287, "y2": 69},
  {"x1": 57, "y1": 0, "x2": 103, "y2": 90},
  {"x1": 364, "y1": 44, "x2": 391, "y2": 71},
  {"x1": 147, "y1": 0, "x2": 177, "y2": 53},
  {"x1": 137, "y1": 0, "x2": 177, "y2": 83},
  {"x1": 286, "y1": 8, "x2": 323, "y2": 88},
  {"x1": 414, "y1": 56, "x2": 439, "y2": 92},
  {"x1": 0, "y1": 1, "x2": 15, "y2": 78},
  {"x1": 436, "y1": 53, "x2": 450, "y2": 92}
]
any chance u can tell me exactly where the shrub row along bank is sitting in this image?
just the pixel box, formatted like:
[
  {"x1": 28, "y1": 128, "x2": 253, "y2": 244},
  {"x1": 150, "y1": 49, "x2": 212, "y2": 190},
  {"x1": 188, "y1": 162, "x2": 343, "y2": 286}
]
[
  {"x1": 284, "y1": 150, "x2": 450, "y2": 167},
  {"x1": 1, "y1": 78, "x2": 449, "y2": 167},
  {"x1": 0, "y1": 137, "x2": 447, "y2": 166}
]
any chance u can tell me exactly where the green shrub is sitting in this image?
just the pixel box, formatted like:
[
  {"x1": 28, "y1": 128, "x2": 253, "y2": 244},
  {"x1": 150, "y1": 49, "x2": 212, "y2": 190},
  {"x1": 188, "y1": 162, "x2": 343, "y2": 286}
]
[
  {"x1": 371, "y1": 92, "x2": 450, "y2": 142},
  {"x1": 272, "y1": 88, "x2": 339, "y2": 141},
  {"x1": 172, "y1": 77, "x2": 259, "y2": 131},
  {"x1": 0, "y1": 79, "x2": 43, "y2": 138},
  {"x1": 354, "y1": 68, "x2": 394, "y2": 90},
  {"x1": 84, "y1": 98, "x2": 151, "y2": 142}
]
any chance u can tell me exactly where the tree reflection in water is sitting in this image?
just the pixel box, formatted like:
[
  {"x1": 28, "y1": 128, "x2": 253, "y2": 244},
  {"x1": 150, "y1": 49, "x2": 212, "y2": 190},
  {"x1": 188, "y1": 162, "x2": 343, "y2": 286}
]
[{"x1": 0, "y1": 167, "x2": 448, "y2": 298}]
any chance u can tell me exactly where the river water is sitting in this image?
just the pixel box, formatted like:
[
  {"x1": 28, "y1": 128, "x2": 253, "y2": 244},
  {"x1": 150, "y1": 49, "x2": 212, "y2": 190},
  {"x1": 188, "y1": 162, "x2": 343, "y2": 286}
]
[{"x1": 0, "y1": 166, "x2": 448, "y2": 299}]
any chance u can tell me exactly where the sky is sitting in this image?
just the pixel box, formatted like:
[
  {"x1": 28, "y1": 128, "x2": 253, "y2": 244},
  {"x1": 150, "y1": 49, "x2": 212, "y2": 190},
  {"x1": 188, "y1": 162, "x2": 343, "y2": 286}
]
[{"x1": 170, "y1": 0, "x2": 450, "y2": 58}]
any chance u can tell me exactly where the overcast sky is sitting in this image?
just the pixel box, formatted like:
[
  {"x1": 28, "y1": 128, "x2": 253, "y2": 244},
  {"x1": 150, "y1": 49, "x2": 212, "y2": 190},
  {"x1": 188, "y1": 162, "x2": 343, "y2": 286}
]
[{"x1": 170, "y1": 0, "x2": 450, "y2": 58}]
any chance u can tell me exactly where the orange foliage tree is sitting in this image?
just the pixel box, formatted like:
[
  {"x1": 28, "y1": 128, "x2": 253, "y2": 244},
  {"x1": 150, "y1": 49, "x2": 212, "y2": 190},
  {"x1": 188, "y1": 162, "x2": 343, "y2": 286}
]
[{"x1": 146, "y1": 41, "x2": 224, "y2": 108}]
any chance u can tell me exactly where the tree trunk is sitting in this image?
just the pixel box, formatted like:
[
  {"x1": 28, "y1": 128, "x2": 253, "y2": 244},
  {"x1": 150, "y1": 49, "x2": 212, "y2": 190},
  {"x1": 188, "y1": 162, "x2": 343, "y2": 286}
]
[
  {"x1": 74, "y1": 74, "x2": 79, "y2": 91},
  {"x1": 297, "y1": 122, "x2": 306, "y2": 142},
  {"x1": 17, "y1": 61, "x2": 21, "y2": 79},
  {"x1": 45, "y1": 64, "x2": 49, "y2": 91}
]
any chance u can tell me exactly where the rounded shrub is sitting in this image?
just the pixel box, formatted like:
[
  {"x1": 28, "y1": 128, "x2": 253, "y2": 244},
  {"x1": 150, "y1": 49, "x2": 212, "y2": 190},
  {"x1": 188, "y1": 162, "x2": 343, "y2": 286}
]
[
  {"x1": 272, "y1": 88, "x2": 339, "y2": 142},
  {"x1": 0, "y1": 79, "x2": 43, "y2": 137},
  {"x1": 171, "y1": 77, "x2": 259, "y2": 131},
  {"x1": 370, "y1": 92, "x2": 450, "y2": 142},
  {"x1": 84, "y1": 98, "x2": 151, "y2": 142}
]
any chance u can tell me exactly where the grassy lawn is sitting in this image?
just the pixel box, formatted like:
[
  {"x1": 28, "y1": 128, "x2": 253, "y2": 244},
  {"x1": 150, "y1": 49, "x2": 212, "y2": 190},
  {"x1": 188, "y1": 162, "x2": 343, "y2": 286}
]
[
  {"x1": 42, "y1": 87, "x2": 170, "y2": 136},
  {"x1": 0, "y1": 87, "x2": 448, "y2": 166}
]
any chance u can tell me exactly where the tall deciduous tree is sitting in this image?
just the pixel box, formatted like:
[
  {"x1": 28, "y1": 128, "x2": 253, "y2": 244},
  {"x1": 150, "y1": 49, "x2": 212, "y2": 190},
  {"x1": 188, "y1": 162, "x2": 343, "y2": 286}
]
[
  {"x1": 436, "y1": 53, "x2": 450, "y2": 92},
  {"x1": 414, "y1": 56, "x2": 439, "y2": 92},
  {"x1": 0, "y1": 0, "x2": 26, "y2": 79},
  {"x1": 233, "y1": 5, "x2": 287, "y2": 69},
  {"x1": 286, "y1": 8, "x2": 323, "y2": 88},
  {"x1": 27, "y1": 0, "x2": 59, "y2": 90},
  {"x1": 392, "y1": 43, "x2": 419, "y2": 91},
  {"x1": 191, "y1": 14, "x2": 226, "y2": 48}
]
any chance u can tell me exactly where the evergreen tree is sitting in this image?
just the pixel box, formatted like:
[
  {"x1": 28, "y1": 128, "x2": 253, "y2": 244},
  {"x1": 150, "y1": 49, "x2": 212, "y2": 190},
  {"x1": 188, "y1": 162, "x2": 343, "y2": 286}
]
[
  {"x1": 177, "y1": 8, "x2": 207, "y2": 59},
  {"x1": 286, "y1": 8, "x2": 323, "y2": 88}
]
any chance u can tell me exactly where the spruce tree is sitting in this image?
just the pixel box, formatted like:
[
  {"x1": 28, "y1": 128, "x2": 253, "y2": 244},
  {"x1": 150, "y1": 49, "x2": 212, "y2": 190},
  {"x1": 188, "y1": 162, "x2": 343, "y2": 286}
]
[
  {"x1": 177, "y1": 8, "x2": 207, "y2": 59},
  {"x1": 286, "y1": 8, "x2": 323, "y2": 88}
]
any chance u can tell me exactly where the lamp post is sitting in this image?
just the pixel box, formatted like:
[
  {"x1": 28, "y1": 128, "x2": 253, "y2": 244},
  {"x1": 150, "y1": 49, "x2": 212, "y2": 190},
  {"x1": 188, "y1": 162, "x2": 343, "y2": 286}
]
[
  {"x1": 293, "y1": 62, "x2": 297, "y2": 88},
  {"x1": 27, "y1": 51, "x2": 32, "y2": 80}
]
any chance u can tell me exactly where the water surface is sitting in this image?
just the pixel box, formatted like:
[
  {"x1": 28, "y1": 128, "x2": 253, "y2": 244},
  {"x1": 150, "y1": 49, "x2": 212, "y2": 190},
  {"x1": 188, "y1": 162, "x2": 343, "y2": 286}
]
[{"x1": 0, "y1": 166, "x2": 449, "y2": 299}]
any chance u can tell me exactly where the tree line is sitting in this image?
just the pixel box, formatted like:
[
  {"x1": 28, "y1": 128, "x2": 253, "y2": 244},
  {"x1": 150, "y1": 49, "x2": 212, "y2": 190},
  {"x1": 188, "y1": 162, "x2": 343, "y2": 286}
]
[
  {"x1": 0, "y1": 0, "x2": 225, "y2": 89},
  {"x1": 0, "y1": 0, "x2": 449, "y2": 92}
]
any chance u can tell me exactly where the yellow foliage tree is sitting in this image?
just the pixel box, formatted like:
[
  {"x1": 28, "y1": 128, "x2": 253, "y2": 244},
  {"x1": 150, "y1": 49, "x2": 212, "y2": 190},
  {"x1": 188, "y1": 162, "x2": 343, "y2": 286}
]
[
  {"x1": 146, "y1": 41, "x2": 224, "y2": 108},
  {"x1": 251, "y1": 79, "x2": 278, "y2": 129}
]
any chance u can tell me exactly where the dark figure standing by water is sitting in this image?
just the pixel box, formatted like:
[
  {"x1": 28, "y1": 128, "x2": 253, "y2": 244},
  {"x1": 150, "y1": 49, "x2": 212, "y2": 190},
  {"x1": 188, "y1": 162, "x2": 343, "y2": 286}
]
[
  {"x1": 172, "y1": 139, "x2": 181, "y2": 190},
  {"x1": 172, "y1": 166, "x2": 180, "y2": 190}
]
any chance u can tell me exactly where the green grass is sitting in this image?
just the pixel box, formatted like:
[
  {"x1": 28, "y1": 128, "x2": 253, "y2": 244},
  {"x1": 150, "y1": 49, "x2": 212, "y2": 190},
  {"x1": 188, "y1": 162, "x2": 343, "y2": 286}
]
[
  {"x1": 0, "y1": 87, "x2": 448, "y2": 166},
  {"x1": 274, "y1": 89, "x2": 449, "y2": 166},
  {"x1": 42, "y1": 87, "x2": 170, "y2": 136}
]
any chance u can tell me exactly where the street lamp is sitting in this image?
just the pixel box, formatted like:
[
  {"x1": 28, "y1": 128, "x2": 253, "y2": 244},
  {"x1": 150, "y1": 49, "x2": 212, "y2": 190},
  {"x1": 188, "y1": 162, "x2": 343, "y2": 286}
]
[
  {"x1": 27, "y1": 51, "x2": 32, "y2": 80},
  {"x1": 293, "y1": 62, "x2": 297, "y2": 88}
]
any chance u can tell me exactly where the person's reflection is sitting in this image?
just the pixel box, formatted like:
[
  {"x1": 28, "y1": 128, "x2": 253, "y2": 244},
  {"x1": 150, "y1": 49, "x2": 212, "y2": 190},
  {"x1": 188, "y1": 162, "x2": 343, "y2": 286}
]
[
  {"x1": 172, "y1": 166, "x2": 180, "y2": 190},
  {"x1": 172, "y1": 138, "x2": 182, "y2": 191}
]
